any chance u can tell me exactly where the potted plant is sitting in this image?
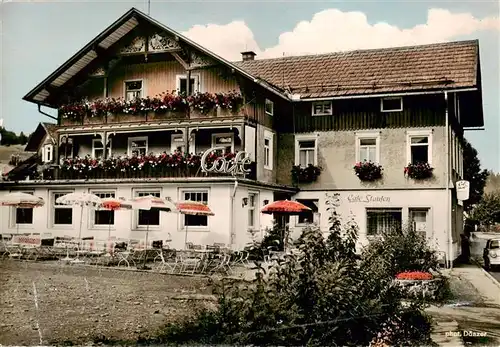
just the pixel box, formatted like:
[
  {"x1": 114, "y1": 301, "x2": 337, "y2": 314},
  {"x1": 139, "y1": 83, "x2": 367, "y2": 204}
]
[
  {"x1": 291, "y1": 164, "x2": 321, "y2": 183},
  {"x1": 353, "y1": 161, "x2": 383, "y2": 181},
  {"x1": 404, "y1": 162, "x2": 434, "y2": 180},
  {"x1": 393, "y1": 271, "x2": 444, "y2": 300}
]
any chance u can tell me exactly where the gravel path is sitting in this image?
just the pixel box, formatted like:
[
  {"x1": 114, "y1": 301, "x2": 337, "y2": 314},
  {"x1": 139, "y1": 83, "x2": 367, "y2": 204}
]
[{"x1": 0, "y1": 261, "x2": 214, "y2": 346}]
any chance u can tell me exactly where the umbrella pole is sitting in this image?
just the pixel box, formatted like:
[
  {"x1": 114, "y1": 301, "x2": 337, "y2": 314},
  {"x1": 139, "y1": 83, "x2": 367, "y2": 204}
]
[
  {"x1": 184, "y1": 223, "x2": 189, "y2": 250},
  {"x1": 142, "y1": 215, "x2": 149, "y2": 269},
  {"x1": 76, "y1": 205, "x2": 84, "y2": 260},
  {"x1": 108, "y1": 211, "x2": 112, "y2": 255}
]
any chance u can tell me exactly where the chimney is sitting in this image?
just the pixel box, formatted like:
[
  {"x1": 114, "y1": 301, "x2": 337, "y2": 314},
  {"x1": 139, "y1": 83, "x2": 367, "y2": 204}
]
[{"x1": 241, "y1": 51, "x2": 256, "y2": 61}]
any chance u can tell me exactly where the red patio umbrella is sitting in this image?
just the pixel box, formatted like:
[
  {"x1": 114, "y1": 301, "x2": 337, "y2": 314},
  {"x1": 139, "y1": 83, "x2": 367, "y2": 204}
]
[
  {"x1": 175, "y1": 201, "x2": 214, "y2": 249},
  {"x1": 261, "y1": 200, "x2": 312, "y2": 252}
]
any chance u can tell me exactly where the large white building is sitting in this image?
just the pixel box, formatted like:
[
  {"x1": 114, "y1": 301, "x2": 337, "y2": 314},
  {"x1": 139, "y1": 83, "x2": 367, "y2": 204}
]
[{"x1": 0, "y1": 8, "x2": 484, "y2": 265}]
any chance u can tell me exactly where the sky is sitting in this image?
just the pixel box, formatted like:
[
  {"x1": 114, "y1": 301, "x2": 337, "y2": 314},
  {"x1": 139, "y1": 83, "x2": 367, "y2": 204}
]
[{"x1": 0, "y1": 0, "x2": 499, "y2": 171}]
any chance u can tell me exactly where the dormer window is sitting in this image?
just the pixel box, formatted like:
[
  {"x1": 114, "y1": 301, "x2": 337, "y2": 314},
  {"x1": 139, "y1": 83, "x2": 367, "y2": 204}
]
[
  {"x1": 176, "y1": 74, "x2": 199, "y2": 95},
  {"x1": 380, "y1": 97, "x2": 403, "y2": 112},
  {"x1": 125, "y1": 80, "x2": 143, "y2": 101},
  {"x1": 312, "y1": 101, "x2": 332, "y2": 116}
]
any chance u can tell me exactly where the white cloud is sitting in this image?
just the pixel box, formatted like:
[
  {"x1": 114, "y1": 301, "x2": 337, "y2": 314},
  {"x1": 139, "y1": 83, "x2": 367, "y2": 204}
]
[{"x1": 181, "y1": 8, "x2": 500, "y2": 61}]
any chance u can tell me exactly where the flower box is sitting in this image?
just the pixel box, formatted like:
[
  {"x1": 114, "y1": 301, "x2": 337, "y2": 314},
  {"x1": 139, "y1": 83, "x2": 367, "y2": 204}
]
[
  {"x1": 60, "y1": 118, "x2": 82, "y2": 126},
  {"x1": 107, "y1": 112, "x2": 145, "y2": 123},
  {"x1": 353, "y1": 161, "x2": 383, "y2": 181},
  {"x1": 291, "y1": 164, "x2": 321, "y2": 184},
  {"x1": 404, "y1": 162, "x2": 434, "y2": 180},
  {"x1": 58, "y1": 91, "x2": 243, "y2": 125}
]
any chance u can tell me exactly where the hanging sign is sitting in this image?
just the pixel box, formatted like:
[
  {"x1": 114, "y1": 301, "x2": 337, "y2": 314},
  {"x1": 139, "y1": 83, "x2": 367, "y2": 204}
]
[
  {"x1": 456, "y1": 180, "x2": 470, "y2": 201},
  {"x1": 201, "y1": 146, "x2": 252, "y2": 176}
]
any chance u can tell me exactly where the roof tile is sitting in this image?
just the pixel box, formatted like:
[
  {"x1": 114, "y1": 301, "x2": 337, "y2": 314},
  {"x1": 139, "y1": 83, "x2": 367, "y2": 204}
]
[{"x1": 234, "y1": 40, "x2": 479, "y2": 98}]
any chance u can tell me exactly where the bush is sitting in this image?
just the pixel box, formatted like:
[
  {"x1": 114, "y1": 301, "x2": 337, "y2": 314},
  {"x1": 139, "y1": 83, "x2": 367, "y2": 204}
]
[
  {"x1": 360, "y1": 223, "x2": 439, "y2": 279},
  {"x1": 155, "y1": 193, "x2": 433, "y2": 346}
]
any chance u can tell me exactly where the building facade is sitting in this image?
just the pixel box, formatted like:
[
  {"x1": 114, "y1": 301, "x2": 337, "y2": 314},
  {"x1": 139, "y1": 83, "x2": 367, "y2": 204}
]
[{"x1": 0, "y1": 8, "x2": 484, "y2": 264}]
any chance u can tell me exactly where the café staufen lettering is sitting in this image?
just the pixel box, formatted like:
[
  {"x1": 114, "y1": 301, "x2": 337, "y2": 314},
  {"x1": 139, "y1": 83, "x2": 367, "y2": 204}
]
[
  {"x1": 347, "y1": 194, "x2": 391, "y2": 203},
  {"x1": 201, "y1": 147, "x2": 252, "y2": 176}
]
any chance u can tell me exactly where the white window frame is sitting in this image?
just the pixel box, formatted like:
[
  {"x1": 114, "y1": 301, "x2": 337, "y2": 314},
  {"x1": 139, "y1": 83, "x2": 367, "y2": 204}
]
[
  {"x1": 124, "y1": 79, "x2": 144, "y2": 101},
  {"x1": 211, "y1": 133, "x2": 234, "y2": 153},
  {"x1": 128, "y1": 136, "x2": 148, "y2": 157},
  {"x1": 366, "y1": 208, "x2": 403, "y2": 236},
  {"x1": 133, "y1": 189, "x2": 161, "y2": 230},
  {"x1": 90, "y1": 190, "x2": 116, "y2": 230},
  {"x1": 247, "y1": 192, "x2": 259, "y2": 229},
  {"x1": 170, "y1": 133, "x2": 185, "y2": 153},
  {"x1": 263, "y1": 130, "x2": 274, "y2": 170},
  {"x1": 380, "y1": 97, "x2": 403, "y2": 112},
  {"x1": 294, "y1": 134, "x2": 318, "y2": 167},
  {"x1": 51, "y1": 190, "x2": 74, "y2": 228},
  {"x1": 311, "y1": 101, "x2": 333, "y2": 116},
  {"x1": 92, "y1": 139, "x2": 112, "y2": 159},
  {"x1": 295, "y1": 199, "x2": 319, "y2": 226},
  {"x1": 179, "y1": 188, "x2": 210, "y2": 231},
  {"x1": 11, "y1": 191, "x2": 35, "y2": 228},
  {"x1": 409, "y1": 208, "x2": 430, "y2": 239},
  {"x1": 406, "y1": 130, "x2": 433, "y2": 166},
  {"x1": 42, "y1": 144, "x2": 53, "y2": 163},
  {"x1": 265, "y1": 99, "x2": 274, "y2": 116},
  {"x1": 355, "y1": 131, "x2": 380, "y2": 163},
  {"x1": 175, "y1": 74, "x2": 200, "y2": 95}
]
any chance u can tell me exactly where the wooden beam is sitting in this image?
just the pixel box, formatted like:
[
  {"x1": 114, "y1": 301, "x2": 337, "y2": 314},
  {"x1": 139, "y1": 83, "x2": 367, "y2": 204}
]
[{"x1": 171, "y1": 52, "x2": 189, "y2": 70}]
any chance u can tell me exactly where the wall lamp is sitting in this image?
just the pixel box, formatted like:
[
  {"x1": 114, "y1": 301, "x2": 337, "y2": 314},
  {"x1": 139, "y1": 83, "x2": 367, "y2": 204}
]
[
  {"x1": 263, "y1": 199, "x2": 269, "y2": 206},
  {"x1": 242, "y1": 197, "x2": 248, "y2": 207}
]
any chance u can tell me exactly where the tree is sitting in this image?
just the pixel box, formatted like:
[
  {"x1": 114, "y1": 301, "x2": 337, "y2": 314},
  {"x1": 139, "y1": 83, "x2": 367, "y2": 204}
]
[
  {"x1": 18, "y1": 132, "x2": 28, "y2": 145},
  {"x1": 471, "y1": 192, "x2": 500, "y2": 228},
  {"x1": 484, "y1": 171, "x2": 500, "y2": 194},
  {"x1": 462, "y1": 138, "x2": 489, "y2": 212}
]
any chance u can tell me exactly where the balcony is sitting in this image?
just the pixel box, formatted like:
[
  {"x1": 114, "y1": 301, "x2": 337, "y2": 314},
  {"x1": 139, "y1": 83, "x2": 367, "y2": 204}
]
[
  {"x1": 59, "y1": 92, "x2": 245, "y2": 127},
  {"x1": 39, "y1": 153, "x2": 256, "y2": 181}
]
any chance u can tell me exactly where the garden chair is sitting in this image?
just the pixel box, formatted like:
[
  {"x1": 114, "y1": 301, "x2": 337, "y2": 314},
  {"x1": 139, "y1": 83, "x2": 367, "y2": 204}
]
[{"x1": 178, "y1": 250, "x2": 202, "y2": 275}]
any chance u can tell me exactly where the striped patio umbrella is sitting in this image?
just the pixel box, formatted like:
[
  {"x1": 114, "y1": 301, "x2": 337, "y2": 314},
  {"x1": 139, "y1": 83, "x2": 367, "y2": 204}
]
[
  {"x1": 56, "y1": 192, "x2": 102, "y2": 263},
  {"x1": 0, "y1": 192, "x2": 44, "y2": 235},
  {"x1": 175, "y1": 200, "x2": 214, "y2": 249}
]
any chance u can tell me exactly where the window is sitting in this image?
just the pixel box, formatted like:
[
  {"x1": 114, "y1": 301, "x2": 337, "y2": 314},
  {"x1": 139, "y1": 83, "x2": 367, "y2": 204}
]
[
  {"x1": 53, "y1": 192, "x2": 73, "y2": 225},
  {"x1": 42, "y1": 144, "x2": 53, "y2": 163},
  {"x1": 312, "y1": 101, "x2": 332, "y2": 116},
  {"x1": 93, "y1": 191, "x2": 116, "y2": 226},
  {"x1": 380, "y1": 97, "x2": 403, "y2": 112},
  {"x1": 92, "y1": 139, "x2": 112, "y2": 159},
  {"x1": 409, "y1": 208, "x2": 429, "y2": 238},
  {"x1": 182, "y1": 190, "x2": 209, "y2": 227},
  {"x1": 170, "y1": 134, "x2": 185, "y2": 153},
  {"x1": 14, "y1": 191, "x2": 34, "y2": 225},
  {"x1": 295, "y1": 136, "x2": 317, "y2": 167},
  {"x1": 136, "y1": 191, "x2": 160, "y2": 227},
  {"x1": 128, "y1": 136, "x2": 148, "y2": 156},
  {"x1": 366, "y1": 208, "x2": 402, "y2": 235},
  {"x1": 265, "y1": 99, "x2": 274, "y2": 116},
  {"x1": 212, "y1": 133, "x2": 234, "y2": 155},
  {"x1": 248, "y1": 192, "x2": 258, "y2": 228},
  {"x1": 263, "y1": 130, "x2": 273, "y2": 170},
  {"x1": 407, "y1": 130, "x2": 432, "y2": 165},
  {"x1": 297, "y1": 199, "x2": 319, "y2": 225},
  {"x1": 125, "y1": 80, "x2": 143, "y2": 101},
  {"x1": 176, "y1": 74, "x2": 199, "y2": 95},
  {"x1": 356, "y1": 132, "x2": 380, "y2": 163}
]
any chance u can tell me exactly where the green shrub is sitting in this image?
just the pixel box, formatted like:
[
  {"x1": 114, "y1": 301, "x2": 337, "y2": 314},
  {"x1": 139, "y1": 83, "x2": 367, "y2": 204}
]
[{"x1": 154, "y1": 193, "x2": 433, "y2": 346}]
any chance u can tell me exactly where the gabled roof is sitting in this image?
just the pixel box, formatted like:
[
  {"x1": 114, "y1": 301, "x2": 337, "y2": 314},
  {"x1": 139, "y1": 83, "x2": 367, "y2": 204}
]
[
  {"x1": 25, "y1": 122, "x2": 57, "y2": 152},
  {"x1": 23, "y1": 8, "x2": 288, "y2": 106},
  {"x1": 233, "y1": 40, "x2": 480, "y2": 99}
]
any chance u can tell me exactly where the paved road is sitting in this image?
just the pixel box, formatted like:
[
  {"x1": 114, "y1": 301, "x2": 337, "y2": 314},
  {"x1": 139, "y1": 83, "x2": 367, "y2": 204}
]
[{"x1": 488, "y1": 270, "x2": 500, "y2": 284}]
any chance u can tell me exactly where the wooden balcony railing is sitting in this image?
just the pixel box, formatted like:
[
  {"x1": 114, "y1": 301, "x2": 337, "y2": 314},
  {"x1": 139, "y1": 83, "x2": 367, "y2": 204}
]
[
  {"x1": 41, "y1": 162, "x2": 257, "y2": 181},
  {"x1": 60, "y1": 108, "x2": 245, "y2": 126}
]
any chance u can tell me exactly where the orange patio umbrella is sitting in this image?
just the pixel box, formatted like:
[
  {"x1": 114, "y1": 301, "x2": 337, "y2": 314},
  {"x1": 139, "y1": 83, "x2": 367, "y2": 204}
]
[
  {"x1": 175, "y1": 200, "x2": 214, "y2": 249},
  {"x1": 261, "y1": 200, "x2": 312, "y2": 252}
]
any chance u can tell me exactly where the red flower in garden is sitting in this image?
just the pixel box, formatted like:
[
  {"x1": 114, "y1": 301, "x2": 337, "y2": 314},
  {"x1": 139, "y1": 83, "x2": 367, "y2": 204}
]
[{"x1": 395, "y1": 271, "x2": 433, "y2": 280}]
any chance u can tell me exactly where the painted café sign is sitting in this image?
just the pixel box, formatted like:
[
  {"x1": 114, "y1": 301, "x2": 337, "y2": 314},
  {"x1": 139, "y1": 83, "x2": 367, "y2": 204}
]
[{"x1": 201, "y1": 147, "x2": 252, "y2": 176}]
